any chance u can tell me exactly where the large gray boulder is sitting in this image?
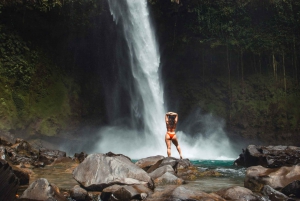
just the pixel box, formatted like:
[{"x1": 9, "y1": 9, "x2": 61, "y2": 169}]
[
  {"x1": 244, "y1": 165, "x2": 300, "y2": 192},
  {"x1": 20, "y1": 178, "x2": 67, "y2": 201},
  {"x1": 73, "y1": 153, "x2": 154, "y2": 191}
]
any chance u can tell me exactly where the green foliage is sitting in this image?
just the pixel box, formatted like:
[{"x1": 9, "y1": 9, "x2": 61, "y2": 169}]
[{"x1": 0, "y1": 25, "x2": 38, "y2": 88}]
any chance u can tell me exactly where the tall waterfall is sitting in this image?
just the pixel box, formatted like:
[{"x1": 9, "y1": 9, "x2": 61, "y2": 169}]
[
  {"x1": 108, "y1": 0, "x2": 165, "y2": 137},
  {"x1": 96, "y1": 0, "x2": 166, "y2": 158},
  {"x1": 93, "y1": 0, "x2": 238, "y2": 160}
]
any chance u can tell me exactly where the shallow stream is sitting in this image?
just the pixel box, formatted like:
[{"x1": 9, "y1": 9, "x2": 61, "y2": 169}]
[{"x1": 17, "y1": 160, "x2": 245, "y2": 196}]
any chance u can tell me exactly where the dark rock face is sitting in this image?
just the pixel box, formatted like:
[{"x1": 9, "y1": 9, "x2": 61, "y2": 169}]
[
  {"x1": 244, "y1": 165, "x2": 300, "y2": 192},
  {"x1": 261, "y1": 185, "x2": 291, "y2": 201},
  {"x1": 74, "y1": 152, "x2": 88, "y2": 163},
  {"x1": 73, "y1": 153, "x2": 154, "y2": 191},
  {"x1": 12, "y1": 165, "x2": 30, "y2": 185},
  {"x1": 281, "y1": 180, "x2": 300, "y2": 198},
  {"x1": 20, "y1": 178, "x2": 68, "y2": 201},
  {"x1": 70, "y1": 185, "x2": 88, "y2": 201},
  {"x1": 0, "y1": 159, "x2": 19, "y2": 201},
  {"x1": 38, "y1": 148, "x2": 66, "y2": 165},
  {"x1": 135, "y1": 155, "x2": 165, "y2": 171},
  {"x1": 234, "y1": 145, "x2": 300, "y2": 168}
]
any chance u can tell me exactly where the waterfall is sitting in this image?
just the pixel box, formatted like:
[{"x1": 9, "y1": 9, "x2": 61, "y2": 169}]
[
  {"x1": 96, "y1": 0, "x2": 166, "y2": 158},
  {"x1": 107, "y1": 0, "x2": 165, "y2": 137},
  {"x1": 92, "y1": 0, "x2": 238, "y2": 160}
]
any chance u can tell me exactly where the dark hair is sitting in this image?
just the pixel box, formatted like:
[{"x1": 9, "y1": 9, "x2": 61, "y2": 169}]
[{"x1": 168, "y1": 115, "x2": 176, "y2": 126}]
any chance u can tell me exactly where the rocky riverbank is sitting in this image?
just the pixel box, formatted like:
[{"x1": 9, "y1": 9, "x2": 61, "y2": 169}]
[{"x1": 1, "y1": 137, "x2": 300, "y2": 201}]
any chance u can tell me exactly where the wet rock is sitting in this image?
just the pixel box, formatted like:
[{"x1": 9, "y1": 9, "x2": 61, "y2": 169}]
[
  {"x1": 70, "y1": 185, "x2": 88, "y2": 201},
  {"x1": 101, "y1": 184, "x2": 123, "y2": 201},
  {"x1": 135, "y1": 155, "x2": 165, "y2": 171},
  {"x1": 101, "y1": 184, "x2": 152, "y2": 201},
  {"x1": 261, "y1": 185, "x2": 291, "y2": 201},
  {"x1": 33, "y1": 161, "x2": 45, "y2": 167},
  {"x1": 159, "y1": 157, "x2": 179, "y2": 169},
  {"x1": 154, "y1": 172, "x2": 185, "y2": 185},
  {"x1": 172, "y1": 186, "x2": 226, "y2": 201},
  {"x1": 281, "y1": 180, "x2": 300, "y2": 198},
  {"x1": 53, "y1": 156, "x2": 73, "y2": 164},
  {"x1": 215, "y1": 186, "x2": 259, "y2": 201},
  {"x1": 38, "y1": 148, "x2": 66, "y2": 165},
  {"x1": 20, "y1": 178, "x2": 68, "y2": 201},
  {"x1": 244, "y1": 165, "x2": 300, "y2": 192},
  {"x1": 74, "y1": 152, "x2": 88, "y2": 163},
  {"x1": 0, "y1": 145, "x2": 5, "y2": 160},
  {"x1": 0, "y1": 136, "x2": 13, "y2": 146},
  {"x1": 73, "y1": 153, "x2": 154, "y2": 191},
  {"x1": 149, "y1": 165, "x2": 175, "y2": 180},
  {"x1": 12, "y1": 165, "x2": 30, "y2": 185},
  {"x1": 235, "y1": 145, "x2": 300, "y2": 168},
  {"x1": 111, "y1": 185, "x2": 147, "y2": 201},
  {"x1": 0, "y1": 159, "x2": 19, "y2": 201},
  {"x1": 175, "y1": 158, "x2": 192, "y2": 170}
]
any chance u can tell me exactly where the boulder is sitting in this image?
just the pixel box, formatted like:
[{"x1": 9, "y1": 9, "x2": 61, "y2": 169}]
[
  {"x1": 244, "y1": 165, "x2": 300, "y2": 192},
  {"x1": 234, "y1": 145, "x2": 300, "y2": 168},
  {"x1": 159, "y1": 157, "x2": 179, "y2": 169},
  {"x1": 215, "y1": 186, "x2": 259, "y2": 201},
  {"x1": 261, "y1": 185, "x2": 291, "y2": 201},
  {"x1": 70, "y1": 185, "x2": 88, "y2": 201},
  {"x1": 172, "y1": 187, "x2": 226, "y2": 201},
  {"x1": 175, "y1": 158, "x2": 192, "y2": 170},
  {"x1": 154, "y1": 172, "x2": 185, "y2": 185},
  {"x1": 38, "y1": 148, "x2": 66, "y2": 165},
  {"x1": 135, "y1": 155, "x2": 165, "y2": 171},
  {"x1": 281, "y1": 180, "x2": 300, "y2": 198},
  {"x1": 0, "y1": 159, "x2": 19, "y2": 201},
  {"x1": 20, "y1": 178, "x2": 68, "y2": 201},
  {"x1": 101, "y1": 184, "x2": 152, "y2": 201},
  {"x1": 12, "y1": 165, "x2": 30, "y2": 185},
  {"x1": 0, "y1": 137, "x2": 13, "y2": 146},
  {"x1": 72, "y1": 153, "x2": 154, "y2": 191},
  {"x1": 148, "y1": 165, "x2": 175, "y2": 180},
  {"x1": 74, "y1": 152, "x2": 88, "y2": 163},
  {"x1": 111, "y1": 185, "x2": 147, "y2": 201}
]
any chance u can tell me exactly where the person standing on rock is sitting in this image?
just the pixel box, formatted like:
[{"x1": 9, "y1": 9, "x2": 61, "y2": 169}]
[{"x1": 165, "y1": 112, "x2": 183, "y2": 159}]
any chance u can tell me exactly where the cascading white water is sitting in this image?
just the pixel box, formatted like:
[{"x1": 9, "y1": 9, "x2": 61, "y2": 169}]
[
  {"x1": 107, "y1": 0, "x2": 165, "y2": 138},
  {"x1": 93, "y1": 0, "x2": 238, "y2": 160},
  {"x1": 99, "y1": 0, "x2": 166, "y2": 157}
]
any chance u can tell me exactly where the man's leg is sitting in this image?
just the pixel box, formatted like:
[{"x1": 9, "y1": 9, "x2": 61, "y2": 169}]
[
  {"x1": 172, "y1": 136, "x2": 182, "y2": 159},
  {"x1": 165, "y1": 134, "x2": 171, "y2": 157}
]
